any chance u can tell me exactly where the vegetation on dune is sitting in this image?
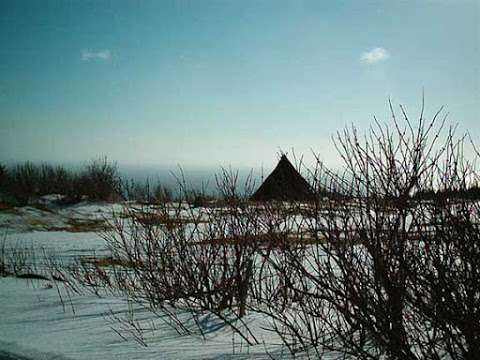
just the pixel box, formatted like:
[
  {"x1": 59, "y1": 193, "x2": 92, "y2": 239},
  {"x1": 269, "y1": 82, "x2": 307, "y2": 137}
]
[
  {"x1": 0, "y1": 157, "x2": 122, "y2": 206},
  {"x1": 0, "y1": 157, "x2": 222, "y2": 208}
]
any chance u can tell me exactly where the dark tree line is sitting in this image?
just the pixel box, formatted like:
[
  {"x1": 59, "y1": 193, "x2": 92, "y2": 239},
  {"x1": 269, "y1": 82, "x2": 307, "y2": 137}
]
[{"x1": 0, "y1": 157, "x2": 122, "y2": 205}]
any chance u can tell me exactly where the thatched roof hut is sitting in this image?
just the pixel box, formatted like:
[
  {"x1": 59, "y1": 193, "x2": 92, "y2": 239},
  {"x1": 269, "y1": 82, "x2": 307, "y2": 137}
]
[{"x1": 251, "y1": 155, "x2": 314, "y2": 202}]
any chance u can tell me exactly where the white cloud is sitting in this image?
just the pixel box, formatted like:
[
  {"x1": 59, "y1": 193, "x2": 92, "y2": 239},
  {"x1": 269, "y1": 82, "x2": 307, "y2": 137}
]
[
  {"x1": 360, "y1": 47, "x2": 390, "y2": 64},
  {"x1": 81, "y1": 49, "x2": 111, "y2": 62}
]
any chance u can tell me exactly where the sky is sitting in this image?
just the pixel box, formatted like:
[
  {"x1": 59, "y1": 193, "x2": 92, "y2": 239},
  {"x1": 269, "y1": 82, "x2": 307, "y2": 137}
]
[{"x1": 0, "y1": 0, "x2": 479, "y2": 170}]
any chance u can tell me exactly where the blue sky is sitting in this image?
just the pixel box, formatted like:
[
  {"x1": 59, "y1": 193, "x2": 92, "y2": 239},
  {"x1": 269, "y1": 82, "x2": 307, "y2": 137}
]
[{"x1": 0, "y1": 0, "x2": 478, "y2": 169}]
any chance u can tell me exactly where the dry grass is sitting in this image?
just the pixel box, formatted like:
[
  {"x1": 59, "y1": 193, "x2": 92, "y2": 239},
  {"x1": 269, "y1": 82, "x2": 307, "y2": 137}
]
[
  {"x1": 0, "y1": 203, "x2": 19, "y2": 213},
  {"x1": 80, "y1": 256, "x2": 137, "y2": 268},
  {"x1": 135, "y1": 213, "x2": 184, "y2": 227},
  {"x1": 132, "y1": 212, "x2": 208, "y2": 229},
  {"x1": 65, "y1": 218, "x2": 110, "y2": 232},
  {"x1": 31, "y1": 203, "x2": 56, "y2": 213},
  {"x1": 23, "y1": 217, "x2": 110, "y2": 232}
]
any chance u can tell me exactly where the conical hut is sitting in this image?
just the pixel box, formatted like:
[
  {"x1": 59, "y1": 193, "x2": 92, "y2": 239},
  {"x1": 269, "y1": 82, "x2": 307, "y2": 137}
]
[{"x1": 251, "y1": 155, "x2": 314, "y2": 201}]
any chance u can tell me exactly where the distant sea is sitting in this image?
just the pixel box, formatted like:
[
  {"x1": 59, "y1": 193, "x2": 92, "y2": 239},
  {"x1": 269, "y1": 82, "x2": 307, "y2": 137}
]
[{"x1": 118, "y1": 164, "x2": 263, "y2": 195}]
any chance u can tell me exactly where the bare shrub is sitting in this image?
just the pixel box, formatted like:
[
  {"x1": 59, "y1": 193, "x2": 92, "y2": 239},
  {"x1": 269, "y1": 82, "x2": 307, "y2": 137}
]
[
  {"x1": 0, "y1": 163, "x2": 7, "y2": 187},
  {"x1": 75, "y1": 157, "x2": 122, "y2": 202},
  {"x1": 254, "y1": 100, "x2": 480, "y2": 359},
  {"x1": 0, "y1": 235, "x2": 51, "y2": 280},
  {"x1": 121, "y1": 178, "x2": 155, "y2": 204},
  {"x1": 0, "y1": 159, "x2": 121, "y2": 205},
  {"x1": 65, "y1": 170, "x2": 265, "y2": 345},
  {"x1": 6, "y1": 162, "x2": 40, "y2": 205}
]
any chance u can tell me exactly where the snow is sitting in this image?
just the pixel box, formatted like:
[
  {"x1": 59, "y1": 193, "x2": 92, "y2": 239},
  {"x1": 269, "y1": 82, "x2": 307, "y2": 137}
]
[
  {"x1": 0, "y1": 277, "x2": 287, "y2": 360},
  {"x1": 0, "y1": 202, "x2": 293, "y2": 360},
  {"x1": 37, "y1": 194, "x2": 67, "y2": 205},
  {"x1": 1, "y1": 198, "x2": 468, "y2": 359}
]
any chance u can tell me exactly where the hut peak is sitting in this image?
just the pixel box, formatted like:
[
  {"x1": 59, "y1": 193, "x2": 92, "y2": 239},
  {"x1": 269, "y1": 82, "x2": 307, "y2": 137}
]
[{"x1": 251, "y1": 155, "x2": 314, "y2": 202}]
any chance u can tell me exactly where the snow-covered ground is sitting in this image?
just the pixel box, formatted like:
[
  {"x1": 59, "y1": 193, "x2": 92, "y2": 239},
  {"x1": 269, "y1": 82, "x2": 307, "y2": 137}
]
[
  {"x1": 0, "y1": 277, "x2": 288, "y2": 360},
  {"x1": 0, "y1": 202, "x2": 292, "y2": 360},
  {"x1": 0, "y1": 201, "x2": 123, "y2": 233}
]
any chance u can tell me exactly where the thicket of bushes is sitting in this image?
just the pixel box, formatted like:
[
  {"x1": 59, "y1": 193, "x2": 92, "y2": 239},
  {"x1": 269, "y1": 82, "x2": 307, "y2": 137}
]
[
  {"x1": 0, "y1": 158, "x2": 238, "y2": 208},
  {"x1": 0, "y1": 157, "x2": 122, "y2": 206}
]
